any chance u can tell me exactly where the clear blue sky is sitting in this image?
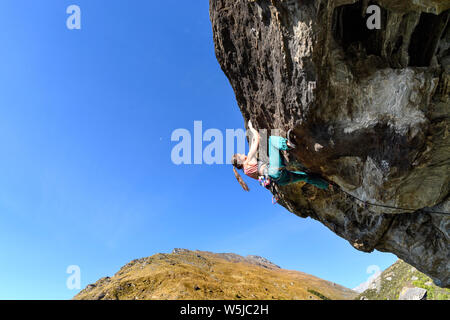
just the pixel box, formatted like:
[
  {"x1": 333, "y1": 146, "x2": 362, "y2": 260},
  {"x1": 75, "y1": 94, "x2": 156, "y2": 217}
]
[{"x1": 0, "y1": 0, "x2": 396, "y2": 299}]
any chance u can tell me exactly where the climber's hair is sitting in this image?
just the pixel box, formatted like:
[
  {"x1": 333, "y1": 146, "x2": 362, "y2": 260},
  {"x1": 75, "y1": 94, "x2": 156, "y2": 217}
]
[
  {"x1": 231, "y1": 154, "x2": 243, "y2": 170},
  {"x1": 231, "y1": 154, "x2": 249, "y2": 192}
]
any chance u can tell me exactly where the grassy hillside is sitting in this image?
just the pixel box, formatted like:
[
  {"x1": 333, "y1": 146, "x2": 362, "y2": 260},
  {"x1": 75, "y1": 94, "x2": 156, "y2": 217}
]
[
  {"x1": 357, "y1": 260, "x2": 450, "y2": 300},
  {"x1": 74, "y1": 249, "x2": 357, "y2": 300}
]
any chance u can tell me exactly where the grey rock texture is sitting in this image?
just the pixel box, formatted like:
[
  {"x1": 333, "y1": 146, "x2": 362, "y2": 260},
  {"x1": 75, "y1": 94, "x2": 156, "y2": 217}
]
[
  {"x1": 210, "y1": 0, "x2": 450, "y2": 287},
  {"x1": 399, "y1": 287, "x2": 428, "y2": 300}
]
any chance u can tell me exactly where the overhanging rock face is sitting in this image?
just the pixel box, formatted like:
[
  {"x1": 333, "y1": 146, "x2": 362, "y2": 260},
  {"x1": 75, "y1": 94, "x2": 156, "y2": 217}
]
[{"x1": 209, "y1": 0, "x2": 449, "y2": 287}]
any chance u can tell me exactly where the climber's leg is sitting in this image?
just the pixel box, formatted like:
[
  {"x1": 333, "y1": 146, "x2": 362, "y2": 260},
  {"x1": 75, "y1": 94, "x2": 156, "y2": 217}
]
[
  {"x1": 276, "y1": 170, "x2": 329, "y2": 189},
  {"x1": 267, "y1": 135, "x2": 329, "y2": 189},
  {"x1": 294, "y1": 172, "x2": 329, "y2": 190},
  {"x1": 303, "y1": 173, "x2": 329, "y2": 190},
  {"x1": 268, "y1": 136, "x2": 289, "y2": 179},
  {"x1": 272, "y1": 170, "x2": 298, "y2": 186},
  {"x1": 269, "y1": 136, "x2": 290, "y2": 151}
]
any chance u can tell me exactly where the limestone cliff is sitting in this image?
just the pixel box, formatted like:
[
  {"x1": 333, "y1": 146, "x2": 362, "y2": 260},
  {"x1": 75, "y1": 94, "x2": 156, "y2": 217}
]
[{"x1": 209, "y1": 0, "x2": 449, "y2": 287}]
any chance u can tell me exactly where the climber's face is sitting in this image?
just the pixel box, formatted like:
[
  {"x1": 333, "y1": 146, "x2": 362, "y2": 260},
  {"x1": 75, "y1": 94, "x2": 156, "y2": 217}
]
[
  {"x1": 235, "y1": 154, "x2": 247, "y2": 165},
  {"x1": 232, "y1": 154, "x2": 247, "y2": 168}
]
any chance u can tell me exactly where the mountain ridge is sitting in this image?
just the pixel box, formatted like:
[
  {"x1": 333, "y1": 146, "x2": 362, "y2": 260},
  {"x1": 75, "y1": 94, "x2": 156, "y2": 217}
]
[{"x1": 74, "y1": 249, "x2": 357, "y2": 300}]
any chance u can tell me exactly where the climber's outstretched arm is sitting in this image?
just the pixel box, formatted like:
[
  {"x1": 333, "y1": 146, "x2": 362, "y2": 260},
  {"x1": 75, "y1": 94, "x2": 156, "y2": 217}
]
[{"x1": 247, "y1": 120, "x2": 260, "y2": 162}]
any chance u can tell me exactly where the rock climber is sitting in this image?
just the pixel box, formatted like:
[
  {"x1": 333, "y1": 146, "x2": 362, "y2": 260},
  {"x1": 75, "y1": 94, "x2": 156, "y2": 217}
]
[{"x1": 231, "y1": 120, "x2": 330, "y2": 192}]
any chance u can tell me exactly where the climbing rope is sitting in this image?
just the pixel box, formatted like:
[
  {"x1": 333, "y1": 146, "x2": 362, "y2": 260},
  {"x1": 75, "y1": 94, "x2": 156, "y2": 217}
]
[{"x1": 333, "y1": 183, "x2": 450, "y2": 216}]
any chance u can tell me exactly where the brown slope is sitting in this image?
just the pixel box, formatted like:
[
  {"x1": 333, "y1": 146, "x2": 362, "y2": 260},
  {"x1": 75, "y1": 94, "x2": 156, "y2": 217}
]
[{"x1": 74, "y1": 249, "x2": 357, "y2": 300}]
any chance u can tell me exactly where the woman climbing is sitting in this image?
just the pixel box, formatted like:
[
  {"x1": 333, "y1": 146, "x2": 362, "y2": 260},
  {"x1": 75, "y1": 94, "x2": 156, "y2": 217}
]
[{"x1": 231, "y1": 120, "x2": 329, "y2": 192}]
